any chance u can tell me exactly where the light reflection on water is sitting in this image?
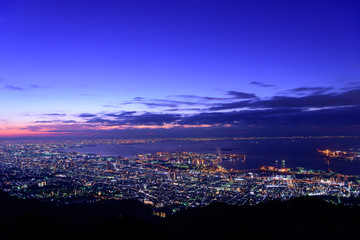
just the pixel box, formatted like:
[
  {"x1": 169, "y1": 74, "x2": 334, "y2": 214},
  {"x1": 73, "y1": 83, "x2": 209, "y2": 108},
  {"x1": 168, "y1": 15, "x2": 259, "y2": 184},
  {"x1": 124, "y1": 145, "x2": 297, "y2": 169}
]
[{"x1": 64, "y1": 138, "x2": 360, "y2": 175}]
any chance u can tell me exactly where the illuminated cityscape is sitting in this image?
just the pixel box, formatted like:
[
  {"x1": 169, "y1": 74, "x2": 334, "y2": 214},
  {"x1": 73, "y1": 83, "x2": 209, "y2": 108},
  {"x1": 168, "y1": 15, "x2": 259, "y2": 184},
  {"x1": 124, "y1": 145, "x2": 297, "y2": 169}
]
[
  {"x1": 318, "y1": 149, "x2": 360, "y2": 161},
  {"x1": 1, "y1": 137, "x2": 359, "y2": 218}
]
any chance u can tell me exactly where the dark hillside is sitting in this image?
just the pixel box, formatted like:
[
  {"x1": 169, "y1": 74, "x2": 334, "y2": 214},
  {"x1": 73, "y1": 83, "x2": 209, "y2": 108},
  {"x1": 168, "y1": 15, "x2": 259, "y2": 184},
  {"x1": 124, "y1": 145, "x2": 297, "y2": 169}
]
[{"x1": 0, "y1": 190, "x2": 359, "y2": 240}]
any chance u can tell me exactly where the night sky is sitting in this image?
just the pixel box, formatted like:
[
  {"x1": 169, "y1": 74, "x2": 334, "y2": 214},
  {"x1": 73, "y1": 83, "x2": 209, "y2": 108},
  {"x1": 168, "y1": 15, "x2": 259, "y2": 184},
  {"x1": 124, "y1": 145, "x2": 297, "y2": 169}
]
[{"x1": 0, "y1": 0, "x2": 359, "y2": 138}]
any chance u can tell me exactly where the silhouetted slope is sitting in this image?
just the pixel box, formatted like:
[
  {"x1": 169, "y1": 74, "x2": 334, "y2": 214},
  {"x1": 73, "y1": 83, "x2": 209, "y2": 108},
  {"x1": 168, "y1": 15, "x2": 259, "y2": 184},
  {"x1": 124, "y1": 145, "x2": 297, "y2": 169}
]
[
  {"x1": 0, "y1": 190, "x2": 359, "y2": 240},
  {"x1": 163, "y1": 198, "x2": 360, "y2": 240},
  {"x1": 0, "y1": 191, "x2": 166, "y2": 240}
]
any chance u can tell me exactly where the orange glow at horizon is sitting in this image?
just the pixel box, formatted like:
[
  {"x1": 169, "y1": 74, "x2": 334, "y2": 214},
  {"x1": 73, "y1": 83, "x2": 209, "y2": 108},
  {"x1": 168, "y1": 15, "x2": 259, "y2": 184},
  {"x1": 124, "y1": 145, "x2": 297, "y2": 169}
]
[
  {"x1": 0, "y1": 122, "x2": 218, "y2": 137},
  {"x1": 0, "y1": 129, "x2": 46, "y2": 137}
]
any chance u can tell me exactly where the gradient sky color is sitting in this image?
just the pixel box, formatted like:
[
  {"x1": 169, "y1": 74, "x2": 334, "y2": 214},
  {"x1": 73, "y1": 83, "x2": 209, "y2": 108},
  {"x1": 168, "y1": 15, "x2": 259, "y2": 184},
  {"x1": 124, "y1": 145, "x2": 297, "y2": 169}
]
[{"x1": 0, "y1": 0, "x2": 360, "y2": 138}]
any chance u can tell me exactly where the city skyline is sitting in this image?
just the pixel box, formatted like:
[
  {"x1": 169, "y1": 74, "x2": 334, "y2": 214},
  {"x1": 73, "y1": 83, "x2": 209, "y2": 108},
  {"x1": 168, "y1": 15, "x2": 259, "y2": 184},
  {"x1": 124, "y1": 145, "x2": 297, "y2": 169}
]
[{"x1": 1, "y1": 0, "x2": 360, "y2": 138}]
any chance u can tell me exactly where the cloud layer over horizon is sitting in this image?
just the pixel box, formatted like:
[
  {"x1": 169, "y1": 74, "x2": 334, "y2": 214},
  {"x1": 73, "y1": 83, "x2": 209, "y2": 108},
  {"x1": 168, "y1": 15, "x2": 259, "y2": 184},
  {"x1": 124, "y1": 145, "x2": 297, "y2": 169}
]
[{"x1": 12, "y1": 86, "x2": 360, "y2": 137}]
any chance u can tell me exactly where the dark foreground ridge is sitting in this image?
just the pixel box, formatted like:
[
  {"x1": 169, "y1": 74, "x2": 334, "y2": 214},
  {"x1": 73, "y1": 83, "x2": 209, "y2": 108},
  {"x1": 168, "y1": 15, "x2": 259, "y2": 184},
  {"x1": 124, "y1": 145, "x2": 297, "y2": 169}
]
[{"x1": 0, "y1": 190, "x2": 359, "y2": 240}]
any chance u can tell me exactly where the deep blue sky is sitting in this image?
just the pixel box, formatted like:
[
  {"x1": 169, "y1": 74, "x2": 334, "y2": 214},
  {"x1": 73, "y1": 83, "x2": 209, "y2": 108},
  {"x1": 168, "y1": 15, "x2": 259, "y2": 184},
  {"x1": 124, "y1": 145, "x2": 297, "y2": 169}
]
[{"x1": 0, "y1": 0, "x2": 359, "y2": 137}]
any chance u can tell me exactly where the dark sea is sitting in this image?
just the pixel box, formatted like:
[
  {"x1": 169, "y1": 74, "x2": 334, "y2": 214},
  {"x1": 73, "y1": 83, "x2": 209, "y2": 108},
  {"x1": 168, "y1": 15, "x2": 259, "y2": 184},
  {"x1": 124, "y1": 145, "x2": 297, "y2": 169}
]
[{"x1": 65, "y1": 138, "x2": 360, "y2": 175}]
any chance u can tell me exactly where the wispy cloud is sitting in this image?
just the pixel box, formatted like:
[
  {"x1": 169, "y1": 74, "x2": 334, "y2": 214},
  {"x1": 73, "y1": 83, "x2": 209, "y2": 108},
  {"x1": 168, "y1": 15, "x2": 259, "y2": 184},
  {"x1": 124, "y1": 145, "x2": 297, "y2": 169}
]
[
  {"x1": 209, "y1": 89, "x2": 360, "y2": 111},
  {"x1": 250, "y1": 81, "x2": 275, "y2": 88},
  {"x1": 120, "y1": 91, "x2": 258, "y2": 110},
  {"x1": 227, "y1": 91, "x2": 257, "y2": 99},
  {"x1": 283, "y1": 86, "x2": 334, "y2": 95},
  {"x1": 30, "y1": 84, "x2": 48, "y2": 89},
  {"x1": 79, "y1": 113, "x2": 97, "y2": 118},
  {"x1": 5, "y1": 85, "x2": 25, "y2": 91},
  {"x1": 103, "y1": 104, "x2": 121, "y2": 108},
  {"x1": 42, "y1": 113, "x2": 67, "y2": 116},
  {"x1": 3, "y1": 83, "x2": 49, "y2": 91}
]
